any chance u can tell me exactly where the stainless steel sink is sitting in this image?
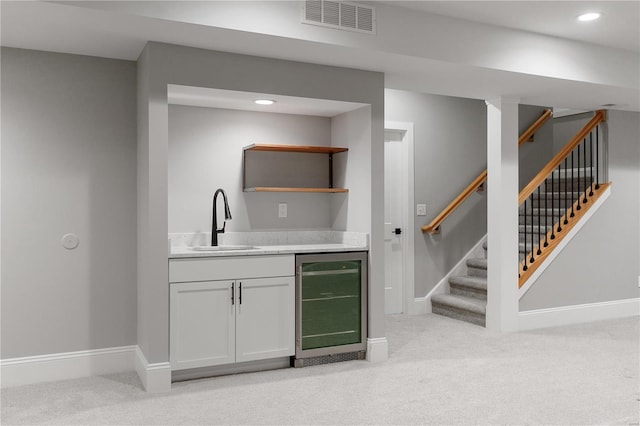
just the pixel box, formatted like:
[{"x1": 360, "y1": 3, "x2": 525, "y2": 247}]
[{"x1": 191, "y1": 245, "x2": 256, "y2": 252}]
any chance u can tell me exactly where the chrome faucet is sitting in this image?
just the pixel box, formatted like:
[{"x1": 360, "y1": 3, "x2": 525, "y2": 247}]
[{"x1": 211, "y1": 188, "x2": 232, "y2": 246}]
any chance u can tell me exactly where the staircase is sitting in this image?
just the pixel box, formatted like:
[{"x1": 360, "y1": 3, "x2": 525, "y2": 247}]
[
  {"x1": 426, "y1": 110, "x2": 608, "y2": 327},
  {"x1": 431, "y1": 241, "x2": 487, "y2": 326},
  {"x1": 431, "y1": 168, "x2": 593, "y2": 327}
]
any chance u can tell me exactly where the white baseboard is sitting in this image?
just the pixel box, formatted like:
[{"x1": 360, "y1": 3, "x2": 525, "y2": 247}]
[
  {"x1": 410, "y1": 296, "x2": 428, "y2": 315},
  {"x1": 518, "y1": 298, "x2": 640, "y2": 331},
  {"x1": 366, "y1": 337, "x2": 388, "y2": 363},
  {"x1": 134, "y1": 346, "x2": 171, "y2": 393},
  {"x1": 415, "y1": 234, "x2": 487, "y2": 315},
  {"x1": 0, "y1": 345, "x2": 136, "y2": 388}
]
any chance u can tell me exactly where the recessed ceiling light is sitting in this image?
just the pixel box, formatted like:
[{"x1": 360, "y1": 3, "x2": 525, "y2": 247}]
[
  {"x1": 577, "y1": 12, "x2": 601, "y2": 22},
  {"x1": 254, "y1": 99, "x2": 276, "y2": 105}
]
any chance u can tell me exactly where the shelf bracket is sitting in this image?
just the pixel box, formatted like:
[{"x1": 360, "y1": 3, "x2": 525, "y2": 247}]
[{"x1": 328, "y1": 153, "x2": 334, "y2": 189}]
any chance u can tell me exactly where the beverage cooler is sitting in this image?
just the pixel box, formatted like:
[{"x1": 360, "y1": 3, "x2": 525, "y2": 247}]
[{"x1": 294, "y1": 252, "x2": 367, "y2": 367}]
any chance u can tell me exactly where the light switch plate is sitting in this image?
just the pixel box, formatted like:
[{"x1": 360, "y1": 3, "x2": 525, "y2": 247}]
[
  {"x1": 278, "y1": 203, "x2": 288, "y2": 218},
  {"x1": 416, "y1": 204, "x2": 427, "y2": 216}
]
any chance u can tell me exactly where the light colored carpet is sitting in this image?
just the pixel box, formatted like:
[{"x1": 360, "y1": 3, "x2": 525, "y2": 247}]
[{"x1": 1, "y1": 314, "x2": 638, "y2": 425}]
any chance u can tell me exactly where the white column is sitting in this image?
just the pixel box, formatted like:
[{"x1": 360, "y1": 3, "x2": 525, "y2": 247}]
[{"x1": 485, "y1": 98, "x2": 519, "y2": 332}]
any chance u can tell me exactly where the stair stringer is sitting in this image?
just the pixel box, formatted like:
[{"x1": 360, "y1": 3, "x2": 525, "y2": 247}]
[
  {"x1": 421, "y1": 234, "x2": 487, "y2": 313},
  {"x1": 518, "y1": 185, "x2": 611, "y2": 299}
]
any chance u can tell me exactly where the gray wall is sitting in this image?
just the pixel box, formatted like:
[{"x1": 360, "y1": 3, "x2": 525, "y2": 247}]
[
  {"x1": 520, "y1": 110, "x2": 640, "y2": 310},
  {"x1": 138, "y1": 43, "x2": 384, "y2": 364},
  {"x1": 384, "y1": 89, "x2": 487, "y2": 297},
  {"x1": 553, "y1": 112, "x2": 592, "y2": 155},
  {"x1": 331, "y1": 106, "x2": 373, "y2": 233},
  {"x1": 1, "y1": 48, "x2": 137, "y2": 358},
  {"x1": 168, "y1": 106, "x2": 334, "y2": 233},
  {"x1": 518, "y1": 105, "x2": 554, "y2": 189}
]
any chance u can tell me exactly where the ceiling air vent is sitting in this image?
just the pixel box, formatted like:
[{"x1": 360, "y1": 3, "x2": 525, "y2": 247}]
[{"x1": 302, "y1": 1, "x2": 376, "y2": 34}]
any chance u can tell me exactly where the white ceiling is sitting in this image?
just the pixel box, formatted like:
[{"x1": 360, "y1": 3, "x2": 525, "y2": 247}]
[
  {"x1": 1, "y1": 1, "x2": 638, "y2": 112},
  {"x1": 168, "y1": 85, "x2": 368, "y2": 117},
  {"x1": 384, "y1": 1, "x2": 639, "y2": 53}
]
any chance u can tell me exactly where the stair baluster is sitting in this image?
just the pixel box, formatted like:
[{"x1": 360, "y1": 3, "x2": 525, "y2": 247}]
[
  {"x1": 576, "y1": 144, "x2": 582, "y2": 211},
  {"x1": 536, "y1": 186, "x2": 542, "y2": 255},
  {"x1": 522, "y1": 198, "x2": 528, "y2": 271},
  {"x1": 570, "y1": 151, "x2": 575, "y2": 217},
  {"x1": 582, "y1": 138, "x2": 589, "y2": 204},
  {"x1": 589, "y1": 133, "x2": 594, "y2": 197},
  {"x1": 595, "y1": 126, "x2": 600, "y2": 190},
  {"x1": 556, "y1": 165, "x2": 563, "y2": 233},
  {"x1": 529, "y1": 193, "x2": 535, "y2": 264},
  {"x1": 563, "y1": 158, "x2": 569, "y2": 225},
  {"x1": 550, "y1": 170, "x2": 556, "y2": 240}
]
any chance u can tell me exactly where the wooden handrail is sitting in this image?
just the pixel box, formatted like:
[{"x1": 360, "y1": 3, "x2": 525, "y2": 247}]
[
  {"x1": 422, "y1": 108, "x2": 554, "y2": 234},
  {"x1": 518, "y1": 109, "x2": 606, "y2": 205},
  {"x1": 421, "y1": 170, "x2": 487, "y2": 233},
  {"x1": 518, "y1": 108, "x2": 552, "y2": 145}
]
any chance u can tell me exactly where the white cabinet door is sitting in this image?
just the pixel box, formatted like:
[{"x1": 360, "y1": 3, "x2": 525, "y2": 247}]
[
  {"x1": 235, "y1": 276, "x2": 295, "y2": 363},
  {"x1": 170, "y1": 280, "x2": 235, "y2": 370}
]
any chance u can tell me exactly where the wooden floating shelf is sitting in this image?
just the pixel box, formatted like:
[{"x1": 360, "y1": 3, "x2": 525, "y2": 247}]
[
  {"x1": 243, "y1": 144, "x2": 348, "y2": 154},
  {"x1": 245, "y1": 187, "x2": 349, "y2": 193}
]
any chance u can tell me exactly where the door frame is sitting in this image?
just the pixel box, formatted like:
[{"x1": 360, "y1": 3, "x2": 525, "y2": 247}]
[{"x1": 384, "y1": 121, "x2": 415, "y2": 314}]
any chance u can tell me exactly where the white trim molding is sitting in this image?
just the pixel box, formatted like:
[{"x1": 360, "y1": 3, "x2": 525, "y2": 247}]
[
  {"x1": 366, "y1": 337, "x2": 389, "y2": 363},
  {"x1": 385, "y1": 121, "x2": 416, "y2": 315},
  {"x1": 485, "y1": 97, "x2": 520, "y2": 332},
  {"x1": 411, "y1": 296, "x2": 429, "y2": 315},
  {"x1": 134, "y1": 346, "x2": 171, "y2": 393},
  {"x1": 0, "y1": 345, "x2": 136, "y2": 388},
  {"x1": 518, "y1": 298, "x2": 640, "y2": 331}
]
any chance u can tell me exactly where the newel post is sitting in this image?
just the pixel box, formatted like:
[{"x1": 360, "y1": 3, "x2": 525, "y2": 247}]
[{"x1": 485, "y1": 98, "x2": 520, "y2": 332}]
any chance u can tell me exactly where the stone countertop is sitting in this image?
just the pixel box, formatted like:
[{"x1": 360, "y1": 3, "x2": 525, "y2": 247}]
[{"x1": 169, "y1": 243, "x2": 368, "y2": 259}]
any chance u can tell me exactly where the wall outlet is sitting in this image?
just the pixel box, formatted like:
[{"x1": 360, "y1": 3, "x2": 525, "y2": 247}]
[
  {"x1": 278, "y1": 203, "x2": 288, "y2": 218},
  {"x1": 638, "y1": 275, "x2": 640, "y2": 288},
  {"x1": 416, "y1": 204, "x2": 427, "y2": 216}
]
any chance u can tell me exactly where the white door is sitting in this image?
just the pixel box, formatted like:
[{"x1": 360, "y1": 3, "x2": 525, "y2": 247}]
[
  {"x1": 170, "y1": 280, "x2": 236, "y2": 370},
  {"x1": 384, "y1": 130, "x2": 405, "y2": 314},
  {"x1": 235, "y1": 276, "x2": 295, "y2": 362}
]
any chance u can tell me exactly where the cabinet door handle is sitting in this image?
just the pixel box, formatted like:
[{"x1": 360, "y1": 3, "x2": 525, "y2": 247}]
[
  {"x1": 239, "y1": 282, "x2": 242, "y2": 305},
  {"x1": 231, "y1": 282, "x2": 235, "y2": 305}
]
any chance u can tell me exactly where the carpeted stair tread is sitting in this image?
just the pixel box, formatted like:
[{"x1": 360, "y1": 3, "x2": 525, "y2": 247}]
[
  {"x1": 519, "y1": 242, "x2": 542, "y2": 253},
  {"x1": 520, "y1": 208, "x2": 569, "y2": 216},
  {"x1": 519, "y1": 224, "x2": 552, "y2": 233},
  {"x1": 530, "y1": 194, "x2": 585, "y2": 207},
  {"x1": 519, "y1": 214, "x2": 573, "y2": 225},
  {"x1": 550, "y1": 167, "x2": 594, "y2": 178},
  {"x1": 431, "y1": 293, "x2": 486, "y2": 315},
  {"x1": 431, "y1": 242, "x2": 489, "y2": 325},
  {"x1": 534, "y1": 192, "x2": 584, "y2": 199},
  {"x1": 449, "y1": 275, "x2": 487, "y2": 291},
  {"x1": 466, "y1": 257, "x2": 487, "y2": 270},
  {"x1": 544, "y1": 182, "x2": 592, "y2": 192}
]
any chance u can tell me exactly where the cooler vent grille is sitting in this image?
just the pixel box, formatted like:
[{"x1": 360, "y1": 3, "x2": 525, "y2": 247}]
[{"x1": 294, "y1": 351, "x2": 365, "y2": 367}]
